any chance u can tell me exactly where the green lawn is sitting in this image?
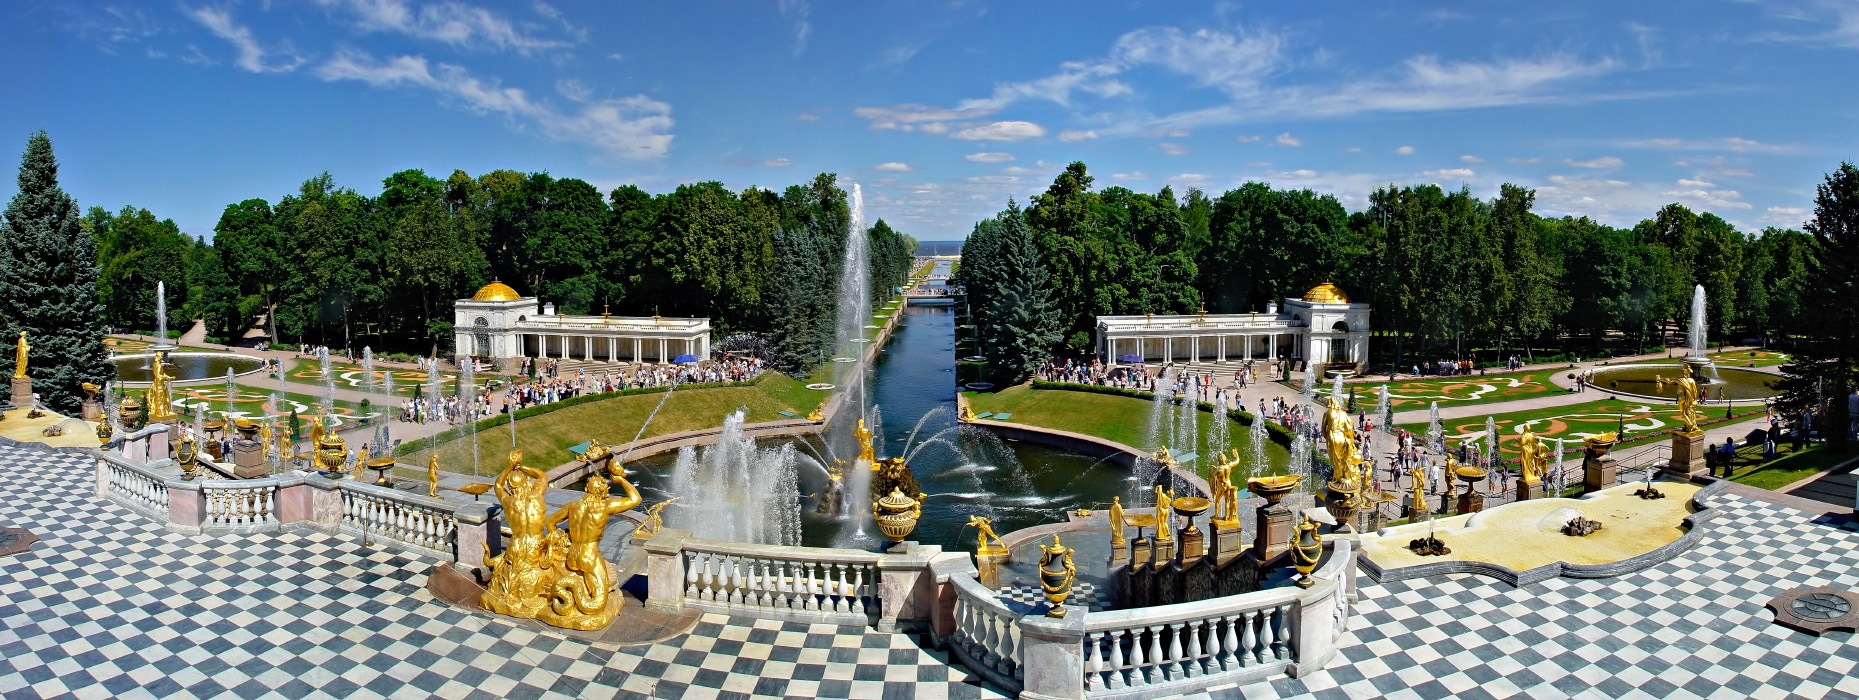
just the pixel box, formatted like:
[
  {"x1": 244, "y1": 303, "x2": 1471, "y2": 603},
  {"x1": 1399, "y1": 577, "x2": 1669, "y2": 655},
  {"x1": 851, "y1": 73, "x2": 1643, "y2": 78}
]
[
  {"x1": 1397, "y1": 398, "x2": 1767, "y2": 460},
  {"x1": 1727, "y1": 443, "x2": 1857, "y2": 491},
  {"x1": 1315, "y1": 369, "x2": 1568, "y2": 410},
  {"x1": 962, "y1": 384, "x2": 1288, "y2": 479},
  {"x1": 402, "y1": 373, "x2": 825, "y2": 477}
]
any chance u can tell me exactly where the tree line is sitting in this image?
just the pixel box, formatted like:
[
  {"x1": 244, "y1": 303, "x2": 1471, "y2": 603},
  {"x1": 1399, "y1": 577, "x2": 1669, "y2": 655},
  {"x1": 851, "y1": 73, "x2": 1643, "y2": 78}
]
[
  {"x1": 958, "y1": 161, "x2": 1857, "y2": 444},
  {"x1": 88, "y1": 168, "x2": 914, "y2": 368}
]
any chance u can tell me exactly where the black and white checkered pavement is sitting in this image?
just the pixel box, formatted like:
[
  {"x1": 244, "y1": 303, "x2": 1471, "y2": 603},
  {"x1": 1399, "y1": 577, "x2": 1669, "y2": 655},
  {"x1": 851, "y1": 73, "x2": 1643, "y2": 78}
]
[
  {"x1": 993, "y1": 581, "x2": 1108, "y2": 614},
  {"x1": 0, "y1": 447, "x2": 1005, "y2": 700},
  {"x1": 6, "y1": 442, "x2": 1859, "y2": 699}
]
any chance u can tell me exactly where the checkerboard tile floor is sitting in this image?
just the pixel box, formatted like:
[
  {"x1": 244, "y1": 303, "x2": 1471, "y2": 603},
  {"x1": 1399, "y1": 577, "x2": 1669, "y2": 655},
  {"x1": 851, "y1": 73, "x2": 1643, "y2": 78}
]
[
  {"x1": 6, "y1": 444, "x2": 1859, "y2": 699},
  {"x1": 993, "y1": 581, "x2": 1108, "y2": 614}
]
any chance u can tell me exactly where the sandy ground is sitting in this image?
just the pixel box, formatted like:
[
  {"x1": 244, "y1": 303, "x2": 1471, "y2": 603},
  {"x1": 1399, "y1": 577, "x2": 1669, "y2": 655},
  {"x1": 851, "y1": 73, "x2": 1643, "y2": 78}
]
[
  {"x1": 1361, "y1": 480, "x2": 1702, "y2": 571},
  {"x1": 0, "y1": 408, "x2": 100, "y2": 449}
]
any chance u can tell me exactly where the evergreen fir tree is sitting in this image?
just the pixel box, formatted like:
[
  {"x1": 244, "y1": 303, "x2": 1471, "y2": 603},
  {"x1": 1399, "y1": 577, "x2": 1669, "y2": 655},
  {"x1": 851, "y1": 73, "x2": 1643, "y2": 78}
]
[
  {"x1": 975, "y1": 203, "x2": 1062, "y2": 385},
  {"x1": 0, "y1": 132, "x2": 111, "y2": 412},
  {"x1": 768, "y1": 227, "x2": 830, "y2": 374},
  {"x1": 1780, "y1": 161, "x2": 1859, "y2": 446}
]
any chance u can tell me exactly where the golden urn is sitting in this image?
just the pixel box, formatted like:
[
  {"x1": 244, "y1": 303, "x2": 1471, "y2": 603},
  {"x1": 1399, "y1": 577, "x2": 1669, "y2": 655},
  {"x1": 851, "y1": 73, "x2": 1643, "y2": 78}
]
[
  {"x1": 96, "y1": 419, "x2": 112, "y2": 445},
  {"x1": 871, "y1": 488, "x2": 922, "y2": 543},
  {"x1": 315, "y1": 432, "x2": 349, "y2": 474},
  {"x1": 233, "y1": 418, "x2": 260, "y2": 441},
  {"x1": 1038, "y1": 534, "x2": 1077, "y2": 618},
  {"x1": 176, "y1": 434, "x2": 200, "y2": 480},
  {"x1": 120, "y1": 397, "x2": 142, "y2": 424}
]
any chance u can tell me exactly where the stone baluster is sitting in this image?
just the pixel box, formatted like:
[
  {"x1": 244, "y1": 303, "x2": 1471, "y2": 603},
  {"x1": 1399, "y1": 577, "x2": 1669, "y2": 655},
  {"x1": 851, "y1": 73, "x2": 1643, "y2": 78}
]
[
  {"x1": 1243, "y1": 610, "x2": 1261, "y2": 664},
  {"x1": 997, "y1": 610, "x2": 1017, "y2": 678},
  {"x1": 1165, "y1": 621, "x2": 1186, "y2": 680},
  {"x1": 1184, "y1": 619, "x2": 1204, "y2": 677},
  {"x1": 1271, "y1": 603, "x2": 1290, "y2": 660},
  {"x1": 1219, "y1": 614, "x2": 1239, "y2": 671},
  {"x1": 685, "y1": 552, "x2": 702, "y2": 599}
]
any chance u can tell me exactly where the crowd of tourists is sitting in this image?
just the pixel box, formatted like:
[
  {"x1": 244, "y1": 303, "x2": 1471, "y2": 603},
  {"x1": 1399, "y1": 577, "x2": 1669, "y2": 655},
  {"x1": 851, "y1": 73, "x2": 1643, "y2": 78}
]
[{"x1": 390, "y1": 355, "x2": 768, "y2": 424}]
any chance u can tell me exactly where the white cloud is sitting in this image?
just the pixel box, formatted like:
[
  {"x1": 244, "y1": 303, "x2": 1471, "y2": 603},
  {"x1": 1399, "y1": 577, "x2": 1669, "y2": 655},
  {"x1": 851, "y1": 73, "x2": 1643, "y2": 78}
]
[
  {"x1": 1237, "y1": 135, "x2": 1261, "y2": 143},
  {"x1": 778, "y1": 0, "x2": 811, "y2": 55},
  {"x1": 1422, "y1": 168, "x2": 1476, "y2": 180},
  {"x1": 1759, "y1": 206, "x2": 1807, "y2": 228},
  {"x1": 873, "y1": 162, "x2": 915, "y2": 172},
  {"x1": 1459, "y1": 154, "x2": 1484, "y2": 163},
  {"x1": 1274, "y1": 133, "x2": 1302, "y2": 147},
  {"x1": 315, "y1": 49, "x2": 673, "y2": 159},
  {"x1": 1058, "y1": 130, "x2": 1098, "y2": 142},
  {"x1": 1677, "y1": 177, "x2": 1714, "y2": 188},
  {"x1": 1112, "y1": 172, "x2": 1149, "y2": 180},
  {"x1": 852, "y1": 104, "x2": 992, "y2": 132},
  {"x1": 1159, "y1": 142, "x2": 1189, "y2": 155},
  {"x1": 1394, "y1": 145, "x2": 1415, "y2": 155},
  {"x1": 1167, "y1": 173, "x2": 1213, "y2": 186},
  {"x1": 1267, "y1": 169, "x2": 1319, "y2": 179},
  {"x1": 1621, "y1": 137, "x2": 1790, "y2": 154},
  {"x1": 313, "y1": 0, "x2": 573, "y2": 54},
  {"x1": 1564, "y1": 156, "x2": 1623, "y2": 168},
  {"x1": 186, "y1": 5, "x2": 305, "y2": 73},
  {"x1": 1661, "y1": 186, "x2": 1751, "y2": 210},
  {"x1": 951, "y1": 121, "x2": 1046, "y2": 142},
  {"x1": 965, "y1": 152, "x2": 1015, "y2": 163},
  {"x1": 764, "y1": 158, "x2": 792, "y2": 167},
  {"x1": 1344, "y1": 147, "x2": 1361, "y2": 153},
  {"x1": 1507, "y1": 157, "x2": 1542, "y2": 164}
]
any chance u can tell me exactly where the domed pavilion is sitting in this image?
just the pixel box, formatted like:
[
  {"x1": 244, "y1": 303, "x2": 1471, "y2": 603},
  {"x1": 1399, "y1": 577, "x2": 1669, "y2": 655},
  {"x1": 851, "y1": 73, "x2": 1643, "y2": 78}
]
[{"x1": 1093, "y1": 282, "x2": 1371, "y2": 375}]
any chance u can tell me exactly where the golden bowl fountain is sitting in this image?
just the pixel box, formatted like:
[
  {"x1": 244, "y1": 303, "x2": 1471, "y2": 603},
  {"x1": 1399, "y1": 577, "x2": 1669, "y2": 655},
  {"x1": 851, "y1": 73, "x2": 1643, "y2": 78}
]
[
  {"x1": 233, "y1": 417, "x2": 260, "y2": 441},
  {"x1": 1454, "y1": 464, "x2": 1489, "y2": 482},
  {"x1": 1246, "y1": 474, "x2": 1304, "y2": 506},
  {"x1": 872, "y1": 488, "x2": 922, "y2": 543},
  {"x1": 365, "y1": 454, "x2": 397, "y2": 486}
]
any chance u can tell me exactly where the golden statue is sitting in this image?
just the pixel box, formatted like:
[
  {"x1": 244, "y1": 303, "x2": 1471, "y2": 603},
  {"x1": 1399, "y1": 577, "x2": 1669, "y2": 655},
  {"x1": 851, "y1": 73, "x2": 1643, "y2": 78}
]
[
  {"x1": 956, "y1": 396, "x2": 976, "y2": 422},
  {"x1": 807, "y1": 402, "x2": 825, "y2": 422},
  {"x1": 1518, "y1": 428, "x2": 1547, "y2": 485},
  {"x1": 1108, "y1": 496, "x2": 1125, "y2": 547},
  {"x1": 482, "y1": 450, "x2": 554, "y2": 619},
  {"x1": 354, "y1": 446, "x2": 370, "y2": 481},
  {"x1": 536, "y1": 472, "x2": 641, "y2": 630},
  {"x1": 968, "y1": 515, "x2": 1007, "y2": 556},
  {"x1": 581, "y1": 439, "x2": 610, "y2": 464},
  {"x1": 1209, "y1": 451, "x2": 1241, "y2": 526},
  {"x1": 872, "y1": 456, "x2": 923, "y2": 501},
  {"x1": 1584, "y1": 431, "x2": 1619, "y2": 450},
  {"x1": 637, "y1": 497, "x2": 680, "y2": 539},
  {"x1": 259, "y1": 421, "x2": 272, "y2": 453},
  {"x1": 855, "y1": 418, "x2": 875, "y2": 465},
  {"x1": 145, "y1": 350, "x2": 178, "y2": 423},
  {"x1": 308, "y1": 413, "x2": 325, "y2": 454},
  {"x1": 1152, "y1": 446, "x2": 1179, "y2": 471},
  {"x1": 1410, "y1": 463, "x2": 1429, "y2": 515},
  {"x1": 1153, "y1": 485, "x2": 1174, "y2": 543},
  {"x1": 427, "y1": 453, "x2": 441, "y2": 496},
  {"x1": 1321, "y1": 395, "x2": 1364, "y2": 488},
  {"x1": 13, "y1": 331, "x2": 28, "y2": 379},
  {"x1": 1656, "y1": 364, "x2": 1704, "y2": 434}
]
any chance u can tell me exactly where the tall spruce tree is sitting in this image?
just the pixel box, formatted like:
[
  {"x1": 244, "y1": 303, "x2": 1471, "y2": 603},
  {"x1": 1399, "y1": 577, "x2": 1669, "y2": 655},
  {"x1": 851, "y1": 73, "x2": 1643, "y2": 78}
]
[
  {"x1": 974, "y1": 203, "x2": 1062, "y2": 384},
  {"x1": 1780, "y1": 162, "x2": 1859, "y2": 446},
  {"x1": 0, "y1": 132, "x2": 111, "y2": 411}
]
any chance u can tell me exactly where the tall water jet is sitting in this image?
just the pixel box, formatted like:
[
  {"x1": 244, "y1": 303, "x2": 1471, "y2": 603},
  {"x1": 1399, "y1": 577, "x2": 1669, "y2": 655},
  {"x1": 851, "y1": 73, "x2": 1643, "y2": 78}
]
[
  {"x1": 319, "y1": 348, "x2": 335, "y2": 418},
  {"x1": 425, "y1": 358, "x2": 443, "y2": 425},
  {"x1": 224, "y1": 368, "x2": 237, "y2": 419},
  {"x1": 460, "y1": 358, "x2": 479, "y2": 475},
  {"x1": 1145, "y1": 367, "x2": 1177, "y2": 448},
  {"x1": 154, "y1": 281, "x2": 168, "y2": 346},
  {"x1": 1303, "y1": 367, "x2": 1317, "y2": 404},
  {"x1": 1484, "y1": 415, "x2": 1498, "y2": 467},
  {"x1": 1689, "y1": 284, "x2": 1707, "y2": 358},
  {"x1": 1374, "y1": 385, "x2": 1390, "y2": 429},
  {"x1": 360, "y1": 347, "x2": 375, "y2": 391},
  {"x1": 1247, "y1": 412, "x2": 1269, "y2": 482},
  {"x1": 663, "y1": 410, "x2": 802, "y2": 545},
  {"x1": 1425, "y1": 402, "x2": 1443, "y2": 452},
  {"x1": 1287, "y1": 429, "x2": 1313, "y2": 510}
]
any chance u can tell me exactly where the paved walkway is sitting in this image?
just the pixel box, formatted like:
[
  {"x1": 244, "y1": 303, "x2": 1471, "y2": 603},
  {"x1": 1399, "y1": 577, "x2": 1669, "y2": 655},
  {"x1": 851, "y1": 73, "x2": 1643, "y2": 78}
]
[{"x1": 7, "y1": 444, "x2": 1859, "y2": 699}]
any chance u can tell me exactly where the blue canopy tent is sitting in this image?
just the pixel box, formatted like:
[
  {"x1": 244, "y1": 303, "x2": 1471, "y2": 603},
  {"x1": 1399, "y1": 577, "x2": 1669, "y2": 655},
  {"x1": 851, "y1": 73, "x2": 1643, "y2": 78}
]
[{"x1": 672, "y1": 354, "x2": 700, "y2": 364}]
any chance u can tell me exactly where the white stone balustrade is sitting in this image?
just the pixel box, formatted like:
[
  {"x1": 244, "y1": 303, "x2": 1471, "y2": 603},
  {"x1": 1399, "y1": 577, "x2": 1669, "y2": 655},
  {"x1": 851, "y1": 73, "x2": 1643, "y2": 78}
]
[
  {"x1": 339, "y1": 481, "x2": 458, "y2": 560},
  {"x1": 948, "y1": 573, "x2": 1025, "y2": 695},
  {"x1": 679, "y1": 538, "x2": 880, "y2": 626},
  {"x1": 202, "y1": 480, "x2": 278, "y2": 529},
  {"x1": 102, "y1": 456, "x2": 168, "y2": 517}
]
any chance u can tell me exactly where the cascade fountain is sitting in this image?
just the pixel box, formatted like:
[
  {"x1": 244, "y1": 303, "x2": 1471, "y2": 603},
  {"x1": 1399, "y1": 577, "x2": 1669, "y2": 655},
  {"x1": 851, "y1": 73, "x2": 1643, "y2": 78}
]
[
  {"x1": 663, "y1": 410, "x2": 804, "y2": 545},
  {"x1": 1247, "y1": 410, "x2": 1269, "y2": 482},
  {"x1": 1287, "y1": 427, "x2": 1313, "y2": 510},
  {"x1": 1425, "y1": 402, "x2": 1443, "y2": 452},
  {"x1": 1684, "y1": 284, "x2": 1717, "y2": 382}
]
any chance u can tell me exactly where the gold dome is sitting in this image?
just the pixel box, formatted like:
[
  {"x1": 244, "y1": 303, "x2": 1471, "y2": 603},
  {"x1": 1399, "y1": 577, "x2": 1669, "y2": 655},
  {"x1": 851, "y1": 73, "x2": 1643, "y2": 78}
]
[
  {"x1": 471, "y1": 280, "x2": 523, "y2": 302},
  {"x1": 1303, "y1": 282, "x2": 1349, "y2": 304}
]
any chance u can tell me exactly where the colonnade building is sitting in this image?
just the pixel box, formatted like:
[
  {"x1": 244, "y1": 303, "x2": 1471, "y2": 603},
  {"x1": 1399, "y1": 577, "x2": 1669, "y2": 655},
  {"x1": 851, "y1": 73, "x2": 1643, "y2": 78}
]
[
  {"x1": 453, "y1": 281, "x2": 710, "y2": 363},
  {"x1": 1094, "y1": 283, "x2": 1370, "y2": 375}
]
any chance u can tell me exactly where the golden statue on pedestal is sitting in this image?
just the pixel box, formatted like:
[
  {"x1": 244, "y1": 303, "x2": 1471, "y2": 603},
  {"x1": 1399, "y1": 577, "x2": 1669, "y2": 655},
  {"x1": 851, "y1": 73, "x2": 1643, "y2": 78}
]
[
  {"x1": 1518, "y1": 428, "x2": 1547, "y2": 485},
  {"x1": 482, "y1": 450, "x2": 554, "y2": 619},
  {"x1": 537, "y1": 472, "x2": 641, "y2": 630},
  {"x1": 807, "y1": 402, "x2": 825, "y2": 422},
  {"x1": 968, "y1": 514, "x2": 1007, "y2": 556},
  {"x1": 1153, "y1": 485, "x2": 1175, "y2": 543},
  {"x1": 637, "y1": 497, "x2": 680, "y2": 539},
  {"x1": 13, "y1": 331, "x2": 28, "y2": 379},
  {"x1": 1321, "y1": 395, "x2": 1364, "y2": 488},
  {"x1": 1108, "y1": 496, "x2": 1125, "y2": 547},
  {"x1": 1209, "y1": 449, "x2": 1241, "y2": 527},
  {"x1": 956, "y1": 395, "x2": 976, "y2": 422},
  {"x1": 145, "y1": 350, "x2": 178, "y2": 423},
  {"x1": 855, "y1": 418, "x2": 875, "y2": 465},
  {"x1": 427, "y1": 453, "x2": 441, "y2": 496},
  {"x1": 1656, "y1": 364, "x2": 1704, "y2": 434}
]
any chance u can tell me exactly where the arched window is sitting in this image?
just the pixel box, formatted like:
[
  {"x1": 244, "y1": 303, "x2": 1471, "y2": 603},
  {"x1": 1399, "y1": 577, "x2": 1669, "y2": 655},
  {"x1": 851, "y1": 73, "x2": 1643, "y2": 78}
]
[{"x1": 1332, "y1": 320, "x2": 1349, "y2": 332}]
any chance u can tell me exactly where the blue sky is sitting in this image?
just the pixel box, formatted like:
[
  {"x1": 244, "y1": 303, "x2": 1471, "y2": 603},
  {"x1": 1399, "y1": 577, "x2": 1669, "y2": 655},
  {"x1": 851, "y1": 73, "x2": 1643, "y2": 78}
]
[{"x1": 4, "y1": 1, "x2": 1858, "y2": 240}]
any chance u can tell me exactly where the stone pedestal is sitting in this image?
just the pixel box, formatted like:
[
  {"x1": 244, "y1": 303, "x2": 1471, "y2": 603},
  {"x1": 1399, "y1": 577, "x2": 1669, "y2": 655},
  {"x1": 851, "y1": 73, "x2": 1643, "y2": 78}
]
[
  {"x1": 1668, "y1": 430, "x2": 1708, "y2": 479},
  {"x1": 1211, "y1": 521, "x2": 1245, "y2": 566},
  {"x1": 975, "y1": 550, "x2": 1009, "y2": 590},
  {"x1": 1179, "y1": 527, "x2": 1205, "y2": 562},
  {"x1": 1253, "y1": 505, "x2": 1293, "y2": 562},
  {"x1": 10, "y1": 377, "x2": 30, "y2": 408},
  {"x1": 1458, "y1": 489, "x2": 1484, "y2": 515},
  {"x1": 1109, "y1": 539, "x2": 1128, "y2": 568},
  {"x1": 80, "y1": 400, "x2": 102, "y2": 421},
  {"x1": 1017, "y1": 613, "x2": 1086, "y2": 700},
  {"x1": 1153, "y1": 536, "x2": 1175, "y2": 564},
  {"x1": 231, "y1": 440, "x2": 266, "y2": 479},
  {"x1": 1583, "y1": 453, "x2": 1618, "y2": 494},
  {"x1": 1516, "y1": 480, "x2": 1546, "y2": 501}
]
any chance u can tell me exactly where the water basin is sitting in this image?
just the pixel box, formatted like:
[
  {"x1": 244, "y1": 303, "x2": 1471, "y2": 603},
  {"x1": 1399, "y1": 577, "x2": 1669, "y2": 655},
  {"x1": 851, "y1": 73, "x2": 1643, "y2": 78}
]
[{"x1": 113, "y1": 352, "x2": 267, "y2": 383}]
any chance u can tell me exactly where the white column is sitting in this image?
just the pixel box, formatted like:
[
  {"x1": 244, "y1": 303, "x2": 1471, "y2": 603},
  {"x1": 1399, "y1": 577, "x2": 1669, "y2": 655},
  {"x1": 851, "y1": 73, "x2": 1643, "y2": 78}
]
[
  {"x1": 1191, "y1": 337, "x2": 1200, "y2": 363},
  {"x1": 1137, "y1": 338, "x2": 1145, "y2": 363},
  {"x1": 659, "y1": 339, "x2": 667, "y2": 363},
  {"x1": 633, "y1": 338, "x2": 642, "y2": 363},
  {"x1": 608, "y1": 337, "x2": 617, "y2": 363},
  {"x1": 1165, "y1": 337, "x2": 1173, "y2": 363},
  {"x1": 1269, "y1": 334, "x2": 1276, "y2": 360},
  {"x1": 1218, "y1": 335, "x2": 1226, "y2": 363}
]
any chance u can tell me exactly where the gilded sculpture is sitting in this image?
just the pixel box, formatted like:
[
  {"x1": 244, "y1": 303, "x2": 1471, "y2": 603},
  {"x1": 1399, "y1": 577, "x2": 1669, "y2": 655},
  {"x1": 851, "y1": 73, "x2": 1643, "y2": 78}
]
[
  {"x1": 1656, "y1": 364, "x2": 1704, "y2": 434},
  {"x1": 1518, "y1": 428, "x2": 1547, "y2": 485},
  {"x1": 427, "y1": 453, "x2": 441, "y2": 496},
  {"x1": 1153, "y1": 485, "x2": 1174, "y2": 543},
  {"x1": 1209, "y1": 450, "x2": 1241, "y2": 526},
  {"x1": 13, "y1": 331, "x2": 28, "y2": 380},
  {"x1": 1108, "y1": 496, "x2": 1125, "y2": 548},
  {"x1": 1320, "y1": 395, "x2": 1364, "y2": 488},
  {"x1": 967, "y1": 514, "x2": 1007, "y2": 556},
  {"x1": 536, "y1": 472, "x2": 641, "y2": 630},
  {"x1": 145, "y1": 350, "x2": 178, "y2": 423},
  {"x1": 637, "y1": 497, "x2": 680, "y2": 539},
  {"x1": 855, "y1": 418, "x2": 875, "y2": 465},
  {"x1": 482, "y1": 450, "x2": 554, "y2": 619}
]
